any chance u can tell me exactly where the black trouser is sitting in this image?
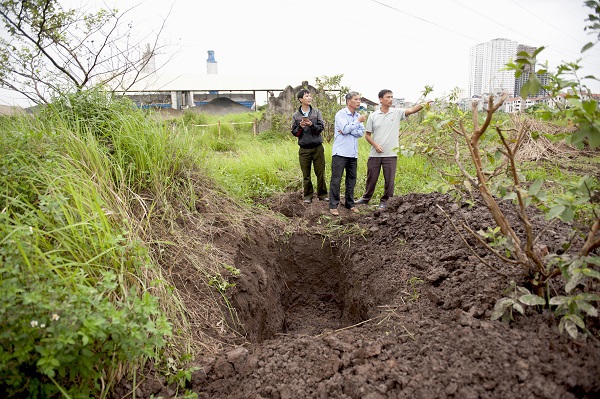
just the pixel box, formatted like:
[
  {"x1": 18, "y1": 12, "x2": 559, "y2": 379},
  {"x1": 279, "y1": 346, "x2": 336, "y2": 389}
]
[
  {"x1": 329, "y1": 155, "x2": 357, "y2": 209},
  {"x1": 361, "y1": 156, "x2": 397, "y2": 203},
  {"x1": 299, "y1": 144, "x2": 327, "y2": 200}
]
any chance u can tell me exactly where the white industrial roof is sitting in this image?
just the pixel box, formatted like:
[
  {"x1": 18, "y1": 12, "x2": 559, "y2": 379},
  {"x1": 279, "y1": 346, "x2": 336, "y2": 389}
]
[{"x1": 119, "y1": 72, "x2": 313, "y2": 93}]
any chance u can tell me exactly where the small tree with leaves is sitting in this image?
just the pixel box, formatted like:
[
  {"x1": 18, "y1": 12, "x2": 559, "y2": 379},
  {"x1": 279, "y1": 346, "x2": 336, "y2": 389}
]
[{"x1": 414, "y1": 1, "x2": 600, "y2": 338}]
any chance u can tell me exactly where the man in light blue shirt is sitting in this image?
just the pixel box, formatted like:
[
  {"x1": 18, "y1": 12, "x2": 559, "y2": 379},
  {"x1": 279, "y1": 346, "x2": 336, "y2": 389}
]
[{"x1": 328, "y1": 91, "x2": 366, "y2": 216}]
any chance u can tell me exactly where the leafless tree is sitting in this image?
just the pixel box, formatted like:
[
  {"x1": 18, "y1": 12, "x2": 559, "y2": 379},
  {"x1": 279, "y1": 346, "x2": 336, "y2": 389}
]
[{"x1": 0, "y1": 0, "x2": 172, "y2": 104}]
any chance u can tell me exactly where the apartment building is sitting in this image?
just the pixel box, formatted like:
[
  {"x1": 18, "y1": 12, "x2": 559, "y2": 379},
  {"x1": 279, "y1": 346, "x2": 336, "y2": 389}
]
[{"x1": 469, "y1": 38, "x2": 518, "y2": 98}]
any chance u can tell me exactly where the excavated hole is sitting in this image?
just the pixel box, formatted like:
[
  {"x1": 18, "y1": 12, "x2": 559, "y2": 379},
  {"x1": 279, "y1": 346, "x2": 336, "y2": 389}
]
[{"x1": 231, "y1": 233, "x2": 366, "y2": 343}]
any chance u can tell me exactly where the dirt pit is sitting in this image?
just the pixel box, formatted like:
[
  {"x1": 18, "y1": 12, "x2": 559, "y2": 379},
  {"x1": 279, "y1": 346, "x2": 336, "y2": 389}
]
[
  {"x1": 121, "y1": 192, "x2": 600, "y2": 399},
  {"x1": 231, "y1": 232, "x2": 366, "y2": 342}
]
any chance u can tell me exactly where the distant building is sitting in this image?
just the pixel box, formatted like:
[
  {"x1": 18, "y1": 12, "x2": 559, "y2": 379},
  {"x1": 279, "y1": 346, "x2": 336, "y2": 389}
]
[
  {"x1": 121, "y1": 50, "x2": 312, "y2": 111},
  {"x1": 391, "y1": 98, "x2": 406, "y2": 108},
  {"x1": 513, "y1": 44, "x2": 549, "y2": 98},
  {"x1": 469, "y1": 38, "x2": 518, "y2": 98}
]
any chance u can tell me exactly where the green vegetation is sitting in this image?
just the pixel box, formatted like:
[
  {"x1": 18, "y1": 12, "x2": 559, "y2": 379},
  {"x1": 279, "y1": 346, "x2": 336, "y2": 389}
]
[
  {"x1": 187, "y1": 111, "x2": 435, "y2": 201},
  {"x1": 409, "y1": 0, "x2": 600, "y2": 339},
  {"x1": 1, "y1": 78, "x2": 596, "y2": 396},
  {"x1": 2, "y1": 4, "x2": 599, "y2": 390},
  {"x1": 0, "y1": 90, "x2": 192, "y2": 397}
]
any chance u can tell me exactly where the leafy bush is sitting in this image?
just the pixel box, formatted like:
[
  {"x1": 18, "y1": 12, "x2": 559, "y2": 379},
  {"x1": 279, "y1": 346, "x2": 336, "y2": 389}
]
[
  {"x1": 413, "y1": 1, "x2": 600, "y2": 338},
  {"x1": 0, "y1": 258, "x2": 170, "y2": 398},
  {"x1": 0, "y1": 93, "x2": 179, "y2": 397}
]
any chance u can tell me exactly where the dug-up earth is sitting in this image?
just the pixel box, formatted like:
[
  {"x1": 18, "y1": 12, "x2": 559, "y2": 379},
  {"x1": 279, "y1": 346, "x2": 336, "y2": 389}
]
[{"x1": 119, "y1": 190, "x2": 600, "y2": 399}]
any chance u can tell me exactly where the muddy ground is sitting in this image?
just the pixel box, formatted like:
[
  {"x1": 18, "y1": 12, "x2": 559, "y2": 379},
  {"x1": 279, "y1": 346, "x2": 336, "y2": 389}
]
[{"x1": 117, "y1": 191, "x2": 600, "y2": 399}]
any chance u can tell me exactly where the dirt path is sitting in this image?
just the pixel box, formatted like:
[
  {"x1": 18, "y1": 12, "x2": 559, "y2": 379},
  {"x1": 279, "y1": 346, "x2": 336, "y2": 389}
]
[{"x1": 121, "y1": 192, "x2": 600, "y2": 399}]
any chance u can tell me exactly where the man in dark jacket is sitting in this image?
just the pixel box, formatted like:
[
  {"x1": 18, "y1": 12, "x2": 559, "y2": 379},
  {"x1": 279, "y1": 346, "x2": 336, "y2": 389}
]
[{"x1": 291, "y1": 89, "x2": 327, "y2": 203}]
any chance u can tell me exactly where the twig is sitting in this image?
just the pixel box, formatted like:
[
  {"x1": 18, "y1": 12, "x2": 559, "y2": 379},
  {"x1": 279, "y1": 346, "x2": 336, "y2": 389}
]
[
  {"x1": 533, "y1": 218, "x2": 557, "y2": 248},
  {"x1": 403, "y1": 325, "x2": 417, "y2": 341},
  {"x1": 316, "y1": 317, "x2": 379, "y2": 337},
  {"x1": 461, "y1": 222, "x2": 521, "y2": 266},
  {"x1": 436, "y1": 204, "x2": 513, "y2": 277}
]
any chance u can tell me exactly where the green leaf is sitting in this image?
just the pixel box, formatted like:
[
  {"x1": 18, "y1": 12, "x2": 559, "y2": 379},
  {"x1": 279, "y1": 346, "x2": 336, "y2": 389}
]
[
  {"x1": 513, "y1": 302, "x2": 525, "y2": 315},
  {"x1": 520, "y1": 74, "x2": 542, "y2": 99},
  {"x1": 587, "y1": 257, "x2": 600, "y2": 266},
  {"x1": 577, "y1": 301, "x2": 598, "y2": 317},
  {"x1": 577, "y1": 293, "x2": 600, "y2": 302},
  {"x1": 583, "y1": 99, "x2": 597, "y2": 114},
  {"x1": 546, "y1": 205, "x2": 566, "y2": 220},
  {"x1": 549, "y1": 295, "x2": 569, "y2": 306},
  {"x1": 559, "y1": 206, "x2": 575, "y2": 222},
  {"x1": 519, "y1": 294, "x2": 546, "y2": 306},
  {"x1": 582, "y1": 268, "x2": 600, "y2": 279},
  {"x1": 588, "y1": 127, "x2": 600, "y2": 149},
  {"x1": 581, "y1": 42, "x2": 595, "y2": 52},
  {"x1": 536, "y1": 190, "x2": 548, "y2": 202},
  {"x1": 494, "y1": 150, "x2": 503, "y2": 163},
  {"x1": 516, "y1": 51, "x2": 533, "y2": 59},
  {"x1": 570, "y1": 314, "x2": 586, "y2": 329},
  {"x1": 491, "y1": 298, "x2": 514, "y2": 320},
  {"x1": 516, "y1": 286, "x2": 532, "y2": 296},
  {"x1": 532, "y1": 46, "x2": 545, "y2": 57},
  {"x1": 528, "y1": 179, "x2": 543, "y2": 196},
  {"x1": 558, "y1": 317, "x2": 565, "y2": 334},
  {"x1": 565, "y1": 272, "x2": 584, "y2": 293},
  {"x1": 564, "y1": 319, "x2": 578, "y2": 339},
  {"x1": 569, "y1": 129, "x2": 588, "y2": 149}
]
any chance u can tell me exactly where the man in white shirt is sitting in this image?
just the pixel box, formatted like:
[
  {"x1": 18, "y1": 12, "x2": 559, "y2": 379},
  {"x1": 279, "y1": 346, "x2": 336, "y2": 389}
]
[{"x1": 356, "y1": 89, "x2": 431, "y2": 209}]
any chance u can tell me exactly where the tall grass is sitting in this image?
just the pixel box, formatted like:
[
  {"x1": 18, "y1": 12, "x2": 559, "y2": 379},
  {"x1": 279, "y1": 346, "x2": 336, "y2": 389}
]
[{"x1": 0, "y1": 91, "x2": 198, "y2": 397}]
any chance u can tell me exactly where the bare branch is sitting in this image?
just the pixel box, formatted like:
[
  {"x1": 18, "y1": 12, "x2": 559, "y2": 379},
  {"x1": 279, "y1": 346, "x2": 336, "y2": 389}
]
[
  {"x1": 435, "y1": 204, "x2": 515, "y2": 277},
  {"x1": 474, "y1": 94, "x2": 507, "y2": 142},
  {"x1": 581, "y1": 216, "x2": 600, "y2": 256},
  {"x1": 0, "y1": 0, "x2": 170, "y2": 103}
]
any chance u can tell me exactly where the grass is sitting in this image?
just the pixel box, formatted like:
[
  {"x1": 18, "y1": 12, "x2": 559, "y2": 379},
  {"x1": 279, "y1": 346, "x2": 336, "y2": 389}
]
[
  {"x1": 0, "y1": 91, "x2": 195, "y2": 397},
  {"x1": 191, "y1": 117, "x2": 436, "y2": 201}
]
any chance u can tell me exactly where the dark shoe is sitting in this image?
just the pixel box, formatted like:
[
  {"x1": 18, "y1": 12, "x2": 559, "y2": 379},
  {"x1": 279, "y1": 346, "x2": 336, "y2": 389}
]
[
  {"x1": 355, "y1": 198, "x2": 369, "y2": 205},
  {"x1": 303, "y1": 198, "x2": 312, "y2": 204}
]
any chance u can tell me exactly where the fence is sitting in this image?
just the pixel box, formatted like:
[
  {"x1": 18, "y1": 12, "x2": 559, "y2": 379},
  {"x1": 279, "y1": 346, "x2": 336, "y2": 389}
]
[{"x1": 192, "y1": 120, "x2": 258, "y2": 138}]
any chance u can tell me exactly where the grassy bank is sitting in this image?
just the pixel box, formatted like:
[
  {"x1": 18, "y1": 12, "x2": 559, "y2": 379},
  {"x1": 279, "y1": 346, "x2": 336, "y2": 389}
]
[{"x1": 0, "y1": 91, "x2": 197, "y2": 398}]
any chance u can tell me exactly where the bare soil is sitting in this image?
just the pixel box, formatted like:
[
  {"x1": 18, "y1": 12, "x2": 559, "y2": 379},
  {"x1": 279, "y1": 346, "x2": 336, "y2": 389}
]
[{"x1": 116, "y1": 191, "x2": 600, "y2": 399}]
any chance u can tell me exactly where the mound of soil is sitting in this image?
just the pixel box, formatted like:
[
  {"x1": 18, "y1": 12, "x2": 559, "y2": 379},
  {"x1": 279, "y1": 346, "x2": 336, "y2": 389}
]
[
  {"x1": 193, "y1": 97, "x2": 253, "y2": 115},
  {"x1": 121, "y1": 192, "x2": 600, "y2": 399}
]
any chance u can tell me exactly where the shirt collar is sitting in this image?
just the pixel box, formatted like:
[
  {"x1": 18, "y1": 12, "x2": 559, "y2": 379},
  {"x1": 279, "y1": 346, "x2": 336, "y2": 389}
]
[{"x1": 299, "y1": 105, "x2": 312, "y2": 115}]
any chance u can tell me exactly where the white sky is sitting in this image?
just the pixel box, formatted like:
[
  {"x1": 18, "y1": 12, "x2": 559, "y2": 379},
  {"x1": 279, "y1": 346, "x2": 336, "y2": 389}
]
[{"x1": 1, "y1": 0, "x2": 599, "y2": 106}]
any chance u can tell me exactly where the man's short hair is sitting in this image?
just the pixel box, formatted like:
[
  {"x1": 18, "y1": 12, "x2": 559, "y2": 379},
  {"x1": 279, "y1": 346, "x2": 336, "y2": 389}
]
[
  {"x1": 297, "y1": 89, "x2": 310, "y2": 101},
  {"x1": 378, "y1": 89, "x2": 393, "y2": 99},
  {"x1": 345, "y1": 91, "x2": 360, "y2": 103}
]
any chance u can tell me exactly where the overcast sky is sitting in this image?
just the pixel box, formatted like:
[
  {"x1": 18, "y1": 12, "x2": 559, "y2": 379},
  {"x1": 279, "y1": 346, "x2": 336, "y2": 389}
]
[{"x1": 1, "y1": 0, "x2": 599, "y2": 106}]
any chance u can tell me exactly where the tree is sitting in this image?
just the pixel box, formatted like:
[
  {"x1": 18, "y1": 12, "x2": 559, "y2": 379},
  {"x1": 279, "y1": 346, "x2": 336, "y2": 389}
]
[
  {"x1": 0, "y1": 0, "x2": 169, "y2": 105},
  {"x1": 312, "y1": 74, "x2": 349, "y2": 142},
  {"x1": 415, "y1": 0, "x2": 600, "y2": 338}
]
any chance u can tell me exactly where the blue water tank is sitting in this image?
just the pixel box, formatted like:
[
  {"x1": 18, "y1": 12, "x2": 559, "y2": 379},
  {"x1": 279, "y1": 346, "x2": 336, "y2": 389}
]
[{"x1": 207, "y1": 50, "x2": 216, "y2": 63}]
